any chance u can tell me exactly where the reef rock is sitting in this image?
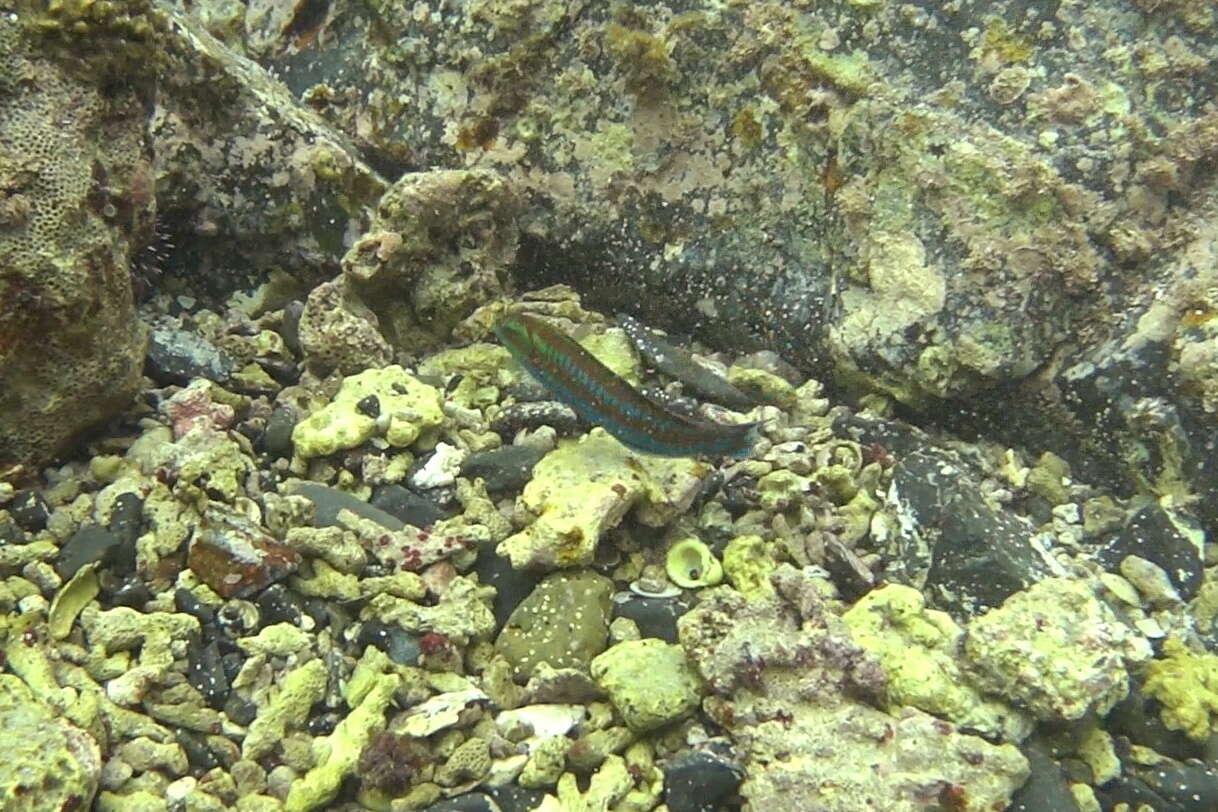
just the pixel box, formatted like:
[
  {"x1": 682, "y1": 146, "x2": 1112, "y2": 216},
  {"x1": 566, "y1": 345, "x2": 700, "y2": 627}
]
[
  {"x1": 0, "y1": 13, "x2": 152, "y2": 478},
  {"x1": 679, "y1": 565, "x2": 1029, "y2": 811}
]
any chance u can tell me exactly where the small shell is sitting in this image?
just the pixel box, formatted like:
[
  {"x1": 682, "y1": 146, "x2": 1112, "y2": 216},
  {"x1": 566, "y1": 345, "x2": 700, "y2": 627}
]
[
  {"x1": 665, "y1": 537, "x2": 723, "y2": 589},
  {"x1": 628, "y1": 579, "x2": 681, "y2": 600}
]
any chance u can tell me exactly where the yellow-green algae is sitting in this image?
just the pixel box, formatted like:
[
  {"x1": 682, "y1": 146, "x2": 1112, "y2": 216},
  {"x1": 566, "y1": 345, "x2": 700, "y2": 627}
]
[
  {"x1": 284, "y1": 650, "x2": 399, "y2": 812},
  {"x1": 842, "y1": 584, "x2": 1030, "y2": 740},
  {"x1": 722, "y1": 534, "x2": 776, "y2": 599},
  {"x1": 497, "y1": 432, "x2": 707, "y2": 569},
  {"x1": 291, "y1": 365, "x2": 444, "y2": 459},
  {"x1": 1142, "y1": 636, "x2": 1218, "y2": 741},
  {"x1": 665, "y1": 536, "x2": 723, "y2": 589}
]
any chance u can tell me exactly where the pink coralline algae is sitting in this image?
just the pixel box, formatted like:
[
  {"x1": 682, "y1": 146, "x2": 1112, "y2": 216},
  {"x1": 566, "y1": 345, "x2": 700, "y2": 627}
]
[
  {"x1": 338, "y1": 512, "x2": 489, "y2": 573},
  {"x1": 163, "y1": 381, "x2": 237, "y2": 439}
]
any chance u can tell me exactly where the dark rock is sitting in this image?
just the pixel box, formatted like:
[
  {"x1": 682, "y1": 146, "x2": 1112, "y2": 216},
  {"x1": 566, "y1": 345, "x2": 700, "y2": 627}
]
[
  {"x1": 385, "y1": 629, "x2": 422, "y2": 666},
  {"x1": 612, "y1": 592, "x2": 687, "y2": 644},
  {"x1": 146, "y1": 323, "x2": 237, "y2": 386},
  {"x1": 718, "y1": 475, "x2": 759, "y2": 517},
  {"x1": 663, "y1": 750, "x2": 744, "y2": 812},
  {"x1": 280, "y1": 300, "x2": 304, "y2": 356},
  {"x1": 223, "y1": 692, "x2": 258, "y2": 726},
  {"x1": 176, "y1": 729, "x2": 219, "y2": 772},
  {"x1": 369, "y1": 484, "x2": 447, "y2": 527},
  {"x1": 887, "y1": 449, "x2": 1051, "y2": 619},
  {"x1": 256, "y1": 583, "x2": 304, "y2": 627},
  {"x1": 301, "y1": 596, "x2": 332, "y2": 630},
  {"x1": 290, "y1": 481, "x2": 405, "y2": 530},
  {"x1": 460, "y1": 445, "x2": 545, "y2": 493},
  {"x1": 488, "y1": 401, "x2": 580, "y2": 442},
  {"x1": 105, "y1": 492, "x2": 143, "y2": 575},
  {"x1": 1095, "y1": 775, "x2": 1177, "y2": 812},
  {"x1": 0, "y1": 517, "x2": 24, "y2": 544},
  {"x1": 1096, "y1": 503, "x2": 1203, "y2": 600},
  {"x1": 261, "y1": 403, "x2": 297, "y2": 459},
  {"x1": 307, "y1": 712, "x2": 341, "y2": 736},
  {"x1": 1006, "y1": 735, "x2": 1078, "y2": 812},
  {"x1": 822, "y1": 537, "x2": 875, "y2": 602},
  {"x1": 1107, "y1": 687, "x2": 1198, "y2": 762},
  {"x1": 619, "y1": 313, "x2": 757, "y2": 410},
  {"x1": 356, "y1": 394, "x2": 380, "y2": 418},
  {"x1": 174, "y1": 588, "x2": 217, "y2": 626},
  {"x1": 1136, "y1": 758, "x2": 1218, "y2": 812},
  {"x1": 832, "y1": 413, "x2": 931, "y2": 466},
  {"x1": 56, "y1": 524, "x2": 122, "y2": 579},
  {"x1": 187, "y1": 638, "x2": 230, "y2": 710},
  {"x1": 9, "y1": 490, "x2": 49, "y2": 532},
  {"x1": 474, "y1": 550, "x2": 541, "y2": 628},
  {"x1": 483, "y1": 786, "x2": 546, "y2": 812},
  {"x1": 422, "y1": 794, "x2": 500, "y2": 812},
  {"x1": 356, "y1": 619, "x2": 420, "y2": 665},
  {"x1": 105, "y1": 575, "x2": 153, "y2": 609}
]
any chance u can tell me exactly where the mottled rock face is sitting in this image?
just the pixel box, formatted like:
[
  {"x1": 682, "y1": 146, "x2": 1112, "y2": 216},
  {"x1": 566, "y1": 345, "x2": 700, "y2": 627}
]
[
  {"x1": 0, "y1": 674, "x2": 101, "y2": 812},
  {"x1": 0, "y1": 17, "x2": 150, "y2": 479}
]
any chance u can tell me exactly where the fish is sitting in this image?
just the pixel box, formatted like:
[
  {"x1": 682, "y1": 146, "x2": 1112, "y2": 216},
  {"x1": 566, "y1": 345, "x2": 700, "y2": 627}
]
[{"x1": 493, "y1": 311, "x2": 761, "y2": 458}]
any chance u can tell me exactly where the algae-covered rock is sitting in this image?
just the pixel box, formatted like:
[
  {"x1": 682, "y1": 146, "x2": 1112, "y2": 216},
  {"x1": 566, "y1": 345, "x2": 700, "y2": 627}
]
[
  {"x1": 1142, "y1": 636, "x2": 1218, "y2": 741},
  {"x1": 0, "y1": 674, "x2": 101, "y2": 811},
  {"x1": 722, "y1": 535, "x2": 776, "y2": 599},
  {"x1": 679, "y1": 567, "x2": 1029, "y2": 811},
  {"x1": 0, "y1": 14, "x2": 150, "y2": 479},
  {"x1": 590, "y1": 639, "x2": 702, "y2": 733},
  {"x1": 243, "y1": 658, "x2": 328, "y2": 760},
  {"x1": 497, "y1": 434, "x2": 707, "y2": 569},
  {"x1": 495, "y1": 570, "x2": 614, "y2": 682},
  {"x1": 964, "y1": 576, "x2": 1151, "y2": 721},
  {"x1": 842, "y1": 584, "x2": 1030, "y2": 741},
  {"x1": 284, "y1": 670, "x2": 398, "y2": 811},
  {"x1": 291, "y1": 365, "x2": 444, "y2": 459}
]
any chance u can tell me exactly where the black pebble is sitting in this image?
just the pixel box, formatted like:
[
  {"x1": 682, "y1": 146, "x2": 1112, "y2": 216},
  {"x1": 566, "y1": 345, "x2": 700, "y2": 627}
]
[
  {"x1": 356, "y1": 394, "x2": 381, "y2": 418},
  {"x1": 280, "y1": 300, "x2": 304, "y2": 356},
  {"x1": 256, "y1": 583, "x2": 304, "y2": 627},
  {"x1": 9, "y1": 490, "x2": 49, "y2": 532},
  {"x1": 1006, "y1": 735, "x2": 1079, "y2": 812},
  {"x1": 261, "y1": 403, "x2": 297, "y2": 459},
  {"x1": 422, "y1": 793, "x2": 500, "y2": 812},
  {"x1": 1142, "y1": 760, "x2": 1218, "y2": 811},
  {"x1": 0, "y1": 517, "x2": 24, "y2": 544},
  {"x1": 370, "y1": 484, "x2": 448, "y2": 527},
  {"x1": 56, "y1": 524, "x2": 122, "y2": 579},
  {"x1": 612, "y1": 593, "x2": 687, "y2": 644},
  {"x1": 460, "y1": 445, "x2": 544, "y2": 493},
  {"x1": 663, "y1": 750, "x2": 744, "y2": 812},
  {"x1": 291, "y1": 482, "x2": 405, "y2": 530},
  {"x1": 106, "y1": 575, "x2": 152, "y2": 609},
  {"x1": 176, "y1": 729, "x2": 219, "y2": 772},
  {"x1": 473, "y1": 551, "x2": 540, "y2": 628},
  {"x1": 187, "y1": 638, "x2": 230, "y2": 710},
  {"x1": 174, "y1": 588, "x2": 216, "y2": 626},
  {"x1": 223, "y1": 692, "x2": 258, "y2": 726},
  {"x1": 307, "y1": 711, "x2": 341, "y2": 736},
  {"x1": 484, "y1": 786, "x2": 545, "y2": 812},
  {"x1": 145, "y1": 323, "x2": 237, "y2": 386},
  {"x1": 105, "y1": 492, "x2": 143, "y2": 576}
]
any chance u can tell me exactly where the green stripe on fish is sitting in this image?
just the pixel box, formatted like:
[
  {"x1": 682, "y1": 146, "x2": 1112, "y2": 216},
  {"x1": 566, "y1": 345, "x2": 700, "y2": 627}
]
[{"x1": 493, "y1": 312, "x2": 760, "y2": 458}]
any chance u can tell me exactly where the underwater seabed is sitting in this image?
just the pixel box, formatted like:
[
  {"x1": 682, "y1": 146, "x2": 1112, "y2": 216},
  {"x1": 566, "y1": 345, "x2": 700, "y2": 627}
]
[{"x1": 4, "y1": 0, "x2": 1218, "y2": 810}]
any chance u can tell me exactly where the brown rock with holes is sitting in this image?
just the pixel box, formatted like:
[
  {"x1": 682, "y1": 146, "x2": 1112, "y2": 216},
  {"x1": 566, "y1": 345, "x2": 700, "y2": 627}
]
[{"x1": 0, "y1": 14, "x2": 153, "y2": 480}]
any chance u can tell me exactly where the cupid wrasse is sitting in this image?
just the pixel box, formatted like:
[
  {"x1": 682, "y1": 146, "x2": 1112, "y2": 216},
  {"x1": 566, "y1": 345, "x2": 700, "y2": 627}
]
[{"x1": 493, "y1": 312, "x2": 761, "y2": 458}]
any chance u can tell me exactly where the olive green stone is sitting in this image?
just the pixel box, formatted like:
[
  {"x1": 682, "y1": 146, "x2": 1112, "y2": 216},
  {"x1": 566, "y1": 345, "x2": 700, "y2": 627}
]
[{"x1": 494, "y1": 570, "x2": 614, "y2": 682}]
